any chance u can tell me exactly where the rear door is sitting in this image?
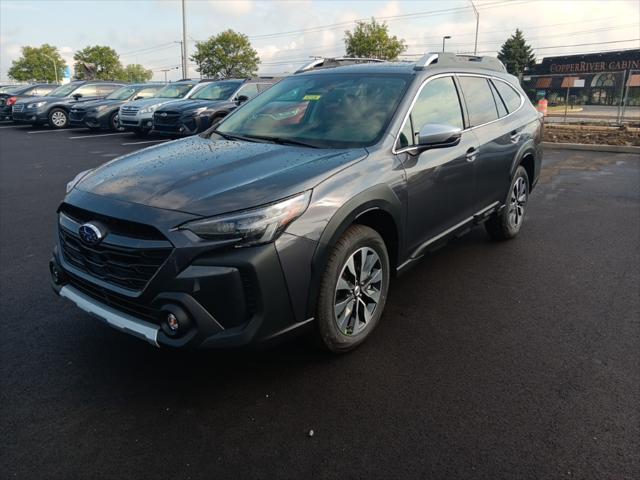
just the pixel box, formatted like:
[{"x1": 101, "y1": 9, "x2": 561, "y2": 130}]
[
  {"x1": 396, "y1": 75, "x2": 479, "y2": 253},
  {"x1": 457, "y1": 75, "x2": 520, "y2": 209}
]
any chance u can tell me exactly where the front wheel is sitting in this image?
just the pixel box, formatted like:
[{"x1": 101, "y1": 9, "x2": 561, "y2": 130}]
[
  {"x1": 315, "y1": 225, "x2": 390, "y2": 353},
  {"x1": 48, "y1": 108, "x2": 69, "y2": 129},
  {"x1": 485, "y1": 165, "x2": 530, "y2": 240},
  {"x1": 109, "y1": 111, "x2": 122, "y2": 132}
]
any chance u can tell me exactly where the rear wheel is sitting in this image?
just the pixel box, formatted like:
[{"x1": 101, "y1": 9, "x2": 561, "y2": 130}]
[
  {"x1": 315, "y1": 225, "x2": 390, "y2": 353},
  {"x1": 48, "y1": 108, "x2": 69, "y2": 129},
  {"x1": 485, "y1": 165, "x2": 529, "y2": 240}
]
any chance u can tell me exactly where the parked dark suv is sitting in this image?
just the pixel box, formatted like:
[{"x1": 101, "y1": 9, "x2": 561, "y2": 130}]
[
  {"x1": 0, "y1": 83, "x2": 56, "y2": 120},
  {"x1": 152, "y1": 78, "x2": 278, "y2": 136},
  {"x1": 51, "y1": 53, "x2": 542, "y2": 352},
  {"x1": 69, "y1": 83, "x2": 165, "y2": 131},
  {"x1": 12, "y1": 80, "x2": 125, "y2": 128}
]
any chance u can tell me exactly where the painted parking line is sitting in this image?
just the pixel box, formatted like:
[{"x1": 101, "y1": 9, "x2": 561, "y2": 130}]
[
  {"x1": 0, "y1": 124, "x2": 32, "y2": 129},
  {"x1": 68, "y1": 132, "x2": 130, "y2": 140},
  {"x1": 121, "y1": 139, "x2": 168, "y2": 146},
  {"x1": 28, "y1": 128, "x2": 87, "y2": 134}
]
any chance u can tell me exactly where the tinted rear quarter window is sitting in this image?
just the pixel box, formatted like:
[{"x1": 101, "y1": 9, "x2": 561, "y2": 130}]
[
  {"x1": 492, "y1": 80, "x2": 522, "y2": 113},
  {"x1": 489, "y1": 81, "x2": 508, "y2": 117},
  {"x1": 458, "y1": 76, "x2": 499, "y2": 127}
]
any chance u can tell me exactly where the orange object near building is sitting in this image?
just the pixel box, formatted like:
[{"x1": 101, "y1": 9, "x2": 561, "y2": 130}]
[{"x1": 537, "y1": 98, "x2": 548, "y2": 116}]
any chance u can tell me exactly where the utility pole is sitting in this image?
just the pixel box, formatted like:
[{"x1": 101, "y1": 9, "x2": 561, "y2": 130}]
[
  {"x1": 470, "y1": 0, "x2": 479, "y2": 55},
  {"x1": 181, "y1": 0, "x2": 188, "y2": 79},
  {"x1": 175, "y1": 41, "x2": 184, "y2": 78},
  {"x1": 43, "y1": 53, "x2": 58, "y2": 83}
]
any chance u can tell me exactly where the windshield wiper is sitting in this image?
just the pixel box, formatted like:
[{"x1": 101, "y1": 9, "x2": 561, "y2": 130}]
[
  {"x1": 210, "y1": 130, "x2": 262, "y2": 143},
  {"x1": 240, "y1": 134, "x2": 320, "y2": 149}
]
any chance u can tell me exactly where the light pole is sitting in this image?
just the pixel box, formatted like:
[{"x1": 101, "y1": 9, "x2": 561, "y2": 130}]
[
  {"x1": 470, "y1": 0, "x2": 479, "y2": 55},
  {"x1": 181, "y1": 0, "x2": 188, "y2": 79},
  {"x1": 43, "y1": 53, "x2": 58, "y2": 83},
  {"x1": 174, "y1": 41, "x2": 184, "y2": 79},
  {"x1": 442, "y1": 36, "x2": 451, "y2": 52}
]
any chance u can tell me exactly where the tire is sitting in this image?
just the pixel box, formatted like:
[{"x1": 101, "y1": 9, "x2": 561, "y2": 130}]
[
  {"x1": 315, "y1": 224, "x2": 390, "y2": 353},
  {"x1": 133, "y1": 128, "x2": 149, "y2": 138},
  {"x1": 485, "y1": 165, "x2": 530, "y2": 240},
  {"x1": 48, "y1": 108, "x2": 69, "y2": 129},
  {"x1": 109, "y1": 111, "x2": 121, "y2": 132}
]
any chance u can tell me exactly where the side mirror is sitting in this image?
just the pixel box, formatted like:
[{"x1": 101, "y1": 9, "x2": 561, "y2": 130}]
[
  {"x1": 235, "y1": 95, "x2": 249, "y2": 105},
  {"x1": 417, "y1": 123, "x2": 462, "y2": 148},
  {"x1": 72, "y1": 93, "x2": 82, "y2": 100}
]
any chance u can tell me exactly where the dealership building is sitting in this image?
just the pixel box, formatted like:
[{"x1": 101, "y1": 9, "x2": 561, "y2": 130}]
[{"x1": 523, "y1": 49, "x2": 640, "y2": 106}]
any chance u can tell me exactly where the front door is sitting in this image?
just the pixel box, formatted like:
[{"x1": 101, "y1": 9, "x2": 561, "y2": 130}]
[{"x1": 396, "y1": 75, "x2": 478, "y2": 254}]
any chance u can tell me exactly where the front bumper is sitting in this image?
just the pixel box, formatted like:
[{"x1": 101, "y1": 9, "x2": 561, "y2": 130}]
[
  {"x1": 70, "y1": 110, "x2": 111, "y2": 129},
  {"x1": 153, "y1": 114, "x2": 209, "y2": 136},
  {"x1": 50, "y1": 191, "x2": 317, "y2": 349},
  {"x1": 119, "y1": 114, "x2": 153, "y2": 131},
  {"x1": 12, "y1": 107, "x2": 46, "y2": 123}
]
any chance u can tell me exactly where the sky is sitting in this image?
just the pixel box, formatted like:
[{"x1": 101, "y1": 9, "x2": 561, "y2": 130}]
[{"x1": 1, "y1": 0, "x2": 639, "y2": 82}]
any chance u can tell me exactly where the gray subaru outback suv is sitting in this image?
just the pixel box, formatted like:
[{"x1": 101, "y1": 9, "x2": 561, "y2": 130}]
[{"x1": 51, "y1": 53, "x2": 542, "y2": 352}]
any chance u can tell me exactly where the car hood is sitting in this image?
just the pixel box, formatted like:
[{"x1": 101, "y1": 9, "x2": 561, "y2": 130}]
[
  {"x1": 76, "y1": 135, "x2": 367, "y2": 216},
  {"x1": 157, "y1": 99, "x2": 230, "y2": 113}
]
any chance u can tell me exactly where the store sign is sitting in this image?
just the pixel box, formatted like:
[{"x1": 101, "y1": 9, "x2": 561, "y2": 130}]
[{"x1": 549, "y1": 58, "x2": 640, "y2": 74}]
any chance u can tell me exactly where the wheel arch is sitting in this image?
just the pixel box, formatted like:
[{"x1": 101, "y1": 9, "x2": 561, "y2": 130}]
[
  {"x1": 510, "y1": 139, "x2": 538, "y2": 191},
  {"x1": 304, "y1": 185, "x2": 404, "y2": 319}
]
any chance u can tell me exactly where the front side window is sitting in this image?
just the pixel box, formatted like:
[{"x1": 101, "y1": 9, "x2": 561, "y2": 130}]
[
  {"x1": 74, "y1": 84, "x2": 99, "y2": 97},
  {"x1": 136, "y1": 86, "x2": 162, "y2": 98},
  {"x1": 191, "y1": 81, "x2": 243, "y2": 101},
  {"x1": 235, "y1": 83, "x2": 259, "y2": 99},
  {"x1": 411, "y1": 76, "x2": 464, "y2": 137},
  {"x1": 492, "y1": 80, "x2": 522, "y2": 113},
  {"x1": 458, "y1": 76, "x2": 499, "y2": 127},
  {"x1": 215, "y1": 73, "x2": 409, "y2": 149}
]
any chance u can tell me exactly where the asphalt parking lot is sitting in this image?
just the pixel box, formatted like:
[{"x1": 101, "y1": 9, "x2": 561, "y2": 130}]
[{"x1": 1, "y1": 123, "x2": 638, "y2": 479}]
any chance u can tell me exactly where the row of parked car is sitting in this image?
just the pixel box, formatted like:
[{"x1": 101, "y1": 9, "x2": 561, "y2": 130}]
[{"x1": 4, "y1": 76, "x2": 280, "y2": 137}]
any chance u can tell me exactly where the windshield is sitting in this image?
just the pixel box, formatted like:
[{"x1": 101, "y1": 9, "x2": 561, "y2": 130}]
[
  {"x1": 215, "y1": 73, "x2": 409, "y2": 149},
  {"x1": 48, "y1": 83, "x2": 80, "y2": 97},
  {"x1": 190, "y1": 81, "x2": 242, "y2": 101},
  {"x1": 155, "y1": 83, "x2": 195, "y2": 99},
  {"x1": 106, "y1": 86, "x2": 138, "y2": 100}
]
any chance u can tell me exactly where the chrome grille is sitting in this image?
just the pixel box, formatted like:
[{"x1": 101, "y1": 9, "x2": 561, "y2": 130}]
[
  {"x1": 120, "y1": 105, "x2": 140, "y2": 116},
  {"x1": 12, "y1": 104, "x2": 24, "y2": 113}
]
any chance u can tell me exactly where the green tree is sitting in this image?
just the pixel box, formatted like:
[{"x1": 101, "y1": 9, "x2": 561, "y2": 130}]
[
  {"x1": 8, "y1": 44, "x2": 66, "y2": 82},
  {"x1": 73, "y1": 45, "x2": 123, "y2": 80},
  {"x1": 497, "y1": 29, "x2": 536, "y2": 76},
  {"x1": 191, "y1": 30, "x2": 259, "y2": 79},
  {"x1": 344, "y1": 18, "x2": 407, "y2": 60},
  {"x1": 120, "y1": 64, "x2": 153, "y2": 82}
]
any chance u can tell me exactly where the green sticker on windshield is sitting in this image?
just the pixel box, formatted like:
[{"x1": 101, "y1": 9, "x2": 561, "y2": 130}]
[{"x1": 303, "y1": 94, "x2": 322, "y2": 101}]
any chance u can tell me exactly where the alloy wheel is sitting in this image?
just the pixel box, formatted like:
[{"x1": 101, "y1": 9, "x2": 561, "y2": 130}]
[
  {"x1": 508, "y1": 176, "x2": 527, "y2": 229},
  {"x1": 51, "y1": 111, "x2": 67, "y2": 127},
  {"x1": 333, "y1": 247, "x2": 383, "y2": 336}
]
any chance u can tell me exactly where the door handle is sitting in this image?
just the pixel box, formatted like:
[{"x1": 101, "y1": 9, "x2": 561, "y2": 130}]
[
  {"x1": 510, "y1": 131, "x2": 521, "y2": 143},
  {"x1": 466, "y1": 147, "x2": 478, "y2": 162}
]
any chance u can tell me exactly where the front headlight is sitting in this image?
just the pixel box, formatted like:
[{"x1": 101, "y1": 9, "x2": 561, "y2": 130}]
[
  {"x1": 140, "y1": 104, "x2": 160, "y2": 114},
  {"x1": 92, "y1": 105, "x2": 108, "y2": 113},
  {"x1": 178, "y1": 191, "x2": 312, "y2": 247},
  {"x1": 66, "y1": 169, "x2": 93, "y2": 193},
  {"x1": 27, "y1": 101, "x2": 46, "y2": 109}
]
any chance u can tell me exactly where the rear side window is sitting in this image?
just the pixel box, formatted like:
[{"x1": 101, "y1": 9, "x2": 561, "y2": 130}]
[
  {"x1": 74, "y1": 84, "x2": 98, "y2": 97},
  {"x1": 458, "y1": 76, "x2": 498, "y2": 127},
  {"x1": 492, "y1": 80, "x2": 522, "y2": 113},
  {"x1": 96, "y1": 84, "x2": 120, "y2": 96}
]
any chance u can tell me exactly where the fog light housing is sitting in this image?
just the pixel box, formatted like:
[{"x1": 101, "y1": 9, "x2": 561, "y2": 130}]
[
  {"x1": 159, "y1": 304, "x2": 192, "y2": 338},
  {"x1": 146, "y1": 121, "x2": 152, "y2": 127},
  {"x1": 50, "y1": 262, "x2": 65, "y2": 285}
]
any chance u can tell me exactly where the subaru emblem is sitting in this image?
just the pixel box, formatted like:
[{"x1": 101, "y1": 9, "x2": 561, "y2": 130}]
[
  {"x1": 78, "y1": 223, "x2": 105, "y2": 246},
  {"x1": 160, "y1": 112, "x2": 168, "y2": 117}
]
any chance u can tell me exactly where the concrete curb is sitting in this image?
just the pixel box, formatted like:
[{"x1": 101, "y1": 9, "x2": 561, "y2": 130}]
[{"x1": 542, "y1": 142, "x2": 640, "y2": 154}]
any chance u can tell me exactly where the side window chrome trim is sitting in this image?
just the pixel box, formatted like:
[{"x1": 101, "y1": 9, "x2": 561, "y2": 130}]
[{"x1": 392, "y1": 72, "x2": 525, "y2": 155}]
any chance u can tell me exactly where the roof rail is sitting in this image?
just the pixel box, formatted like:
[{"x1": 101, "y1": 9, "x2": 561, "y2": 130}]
[
  {"x1": 414, "y1": 52, "x2": 506, "y2": 72},
  {"x1": 295, "y1": 57, "x2": 385, "y2": 74}
]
